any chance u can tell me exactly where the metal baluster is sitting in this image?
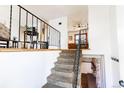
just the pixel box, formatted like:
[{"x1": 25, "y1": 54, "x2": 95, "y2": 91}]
[
  {"x1": 31, "y1": 15, "x2": 34, "y2": 48},
  {"x1": 59, "y1": 32, "x2": 61, "y2": 48},
  {"x1": 9, "y1": 5, "x2": 12, "y2": 41},
  {"x1": 44, "y1": 23, "x2": 46, "y2": 42},
  {"x1": 18, "y1": 7, "x2": 21, "y2": 48},
  {"x1": 24, "y1": 11, "x2": 28, "y2": 48},
  {"x1": 46, "y1": 24, "x2": 49, "y2": 49},
  {"x1": 36, "y1": 18, "x2": 38, "y2": 49},
  {"x1": 51, "y1": 28, "x2": 53, "y2": 46},
  {"x1": 9, "y1": 5, "x2": 12, "y2": 48},
  {"x1": 18, "y1": 7, "x2": 21, "y2": 41},
  {"x1": 48, "y1": 26, "x2": 50, "y2": 47},
  {"x1": 40, "y1": 21, "x2": 42, "y2": 49},
  {"x1": 55, "y1": 31, "x2": 57, "y2": 46}
]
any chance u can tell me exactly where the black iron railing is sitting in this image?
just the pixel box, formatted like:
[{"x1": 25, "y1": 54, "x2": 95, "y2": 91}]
[
  {"x1": 72, "y1": 28, "x2": 89, "y2": 87},
  {"x1": 72, "y1": 30, "x2": 82, "y2": 88},
  {"x1": 8, "y1": 5, "x2": 61, "y2": 49}
]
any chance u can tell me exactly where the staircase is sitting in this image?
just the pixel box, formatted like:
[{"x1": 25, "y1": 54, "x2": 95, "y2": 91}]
[{"x1": 42, "y1": 50, "x2": 76, "y2": 88}]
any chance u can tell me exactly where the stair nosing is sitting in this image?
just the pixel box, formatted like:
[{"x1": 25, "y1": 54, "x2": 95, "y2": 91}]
[
  {"x1": 47, "y1": 74, "x2": 73, "y2": 84},
  {"x1": 42, "y1": 83, "x2": 64, "y2": 88},
  {"x1": 51, "y1": 67, "x2": 73, "y2": 73}
]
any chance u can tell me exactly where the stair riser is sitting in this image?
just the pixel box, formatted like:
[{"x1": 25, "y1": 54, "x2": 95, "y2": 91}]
[
  {"x1": 60, "y1": 53, "x2": 75, "y2": 55},
  {"x1": 55, "y1": 64, "x2": 74, "y2": 69},
  {"x1": 82, "y1": 57, "x2": 92, "y2": 62},
  {"x1": 55, "y1": 61, "x2": 74, "y2": 65},
  {"x1": 61, "y1": 51, "x2": 76, "y2": 54},
  {"x1": 42, "y1": 83, "x2": 63, "y2": 88},
  {"x1": 59, "y1": 53, "x2": 75, "y2": 58},
  {"x1": 51, "y1": 70, "x2": 73, "y2": 78},
  {"x1": 59, "y1": 56, "x2": 75, "y2": 59},
  {"x1": 58, "y1": 58, "x2": 74, "y2": 62},
  {"x1": 48, "y1": 79, "x2": 72, "y2": 88}
]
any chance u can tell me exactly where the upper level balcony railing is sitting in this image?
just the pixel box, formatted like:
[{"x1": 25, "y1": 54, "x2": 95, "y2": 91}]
[{"x1": 0, "y1": 5, "x2": 61, "y2": 49}]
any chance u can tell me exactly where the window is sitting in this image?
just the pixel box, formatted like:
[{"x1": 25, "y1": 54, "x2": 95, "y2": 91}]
[{"x1": 69, "y1": 36, "x2": 73, "y2": 41}]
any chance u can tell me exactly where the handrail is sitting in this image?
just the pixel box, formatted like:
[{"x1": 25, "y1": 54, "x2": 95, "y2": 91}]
[
  {"x1": 8, "y1": 5, "x2": 61, "y2": 49},
  {"x1": 72, "y1": 30, "x2": 81, "y2": 88},
  {"x1": 18, "y1": 5, "x2": 60, "y2": 33}
]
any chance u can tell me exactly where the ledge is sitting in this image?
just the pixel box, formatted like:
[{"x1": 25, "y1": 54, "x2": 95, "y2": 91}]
[
  {"x1": 0, "y1": 48, "x2": 61, "y2": 52},
  {"x1": 0, "y1": 48, "x2": 90, "y2": 52}
]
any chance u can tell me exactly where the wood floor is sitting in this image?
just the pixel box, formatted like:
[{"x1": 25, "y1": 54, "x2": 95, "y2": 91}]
[{"x1": 81, "y1": 73, "x2": 97, "y2": 88}]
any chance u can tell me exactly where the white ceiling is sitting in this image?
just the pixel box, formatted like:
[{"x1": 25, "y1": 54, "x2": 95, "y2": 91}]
[{"x1": 22, "y1": 5, "x2": 88, "y2": 30}]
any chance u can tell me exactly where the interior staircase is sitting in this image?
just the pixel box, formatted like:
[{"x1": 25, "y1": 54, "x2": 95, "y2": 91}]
[{"x1": 42, "y1": 50, "x2": 76, "y2": 88}]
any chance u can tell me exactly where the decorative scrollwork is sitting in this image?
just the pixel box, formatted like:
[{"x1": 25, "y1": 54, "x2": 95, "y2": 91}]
[{"x1": 119, "y1": 80, "x2": 124, "y2": 87}]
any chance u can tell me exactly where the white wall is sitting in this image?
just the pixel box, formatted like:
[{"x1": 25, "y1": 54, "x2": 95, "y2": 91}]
[
  {"x1": 85, "y1": 6, "x2": 113, "y2": 87},
  {"x1": 49, "y1": 17, "x2": 68, "y2": 49},
  {"x1": 111, "y1": 62, "x2": 120, "y2": 87},
  {"x1": 81, "y1": 63, "x2": 92, "y2": 73},
  {"x1": 68, "y1": 31, "x2": 79, "y2": 43},
  {"x1": 109, "y1": 6, "x2": 119, "y2": 58},
  {"x1": 0, "y1": 51, "x2": 60, "y2": 88},
  {"x1": 109, "y1": 6, "x2": 120, "y2": 88},
  {"x1": 116, "y1": 6, "x2": 124, "y2": 82}
]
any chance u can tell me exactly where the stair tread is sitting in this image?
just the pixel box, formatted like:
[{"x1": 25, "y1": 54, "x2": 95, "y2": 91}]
[
  {"x1": 58, "y1": 58, "x2": 75, "y2": 62},
  {"x1": 55, "y1": 61, "x2": 74, "y2": 65},
  {"x1": 58, "y1": 56, "x2": 75, "y2": 58},
  {"x1": 52, "y1": 67, "x2": 73, "y2": 73},
  {"x1": 82, "y1": 57, "x2": 92, "y2": 61},
  {"x1": 48, "y1": 74, "x2": 73, "y2": 84},
  {"x1": 61, "y1": 50, "x2": 76, "y2": 54},
  {"x1": 55, "y1": 62, "x2": 73, "y2": 70},
  {"x1": 59, "y1": 53, "x2": 75, "y2": 57},
  {"x1": 42, "y1": 83, "x2": 64, "y2": 88},
  {"x1": 60, "y1": 52, "x2": 75, "y2": 55},
  {"x1": 58, "y1": 57, "x2": 74, "y2": 61}
]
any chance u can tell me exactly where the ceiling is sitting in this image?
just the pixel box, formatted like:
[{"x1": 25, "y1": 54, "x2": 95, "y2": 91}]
[{"x1": 22, "y1": 5, "x2": 88, "y2": 30}]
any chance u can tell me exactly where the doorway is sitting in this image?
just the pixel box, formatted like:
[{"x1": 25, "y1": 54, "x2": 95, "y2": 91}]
[
  {"x1": 68, "y1": 31, "x2": 88, "y2": 49},
  {"x1": 81, "y1": 73, "x2": 97, "y2": 88},
  {"x1": 80, "y1": 58, "x2": 97, "y2": 88},
  {"x1": 80, "y1": 55, "x2": 106, "y2": 88}
]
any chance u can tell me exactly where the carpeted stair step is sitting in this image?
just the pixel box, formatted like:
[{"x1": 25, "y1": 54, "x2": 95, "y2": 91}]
[
  {"x1": 47, "y1": 74, "x2": 73, "y2": 88},
  {"x1": 42, "y1": 50, "x2": 78, "y2": 88},
  {"x1": 58, "y1": 57, "x2": 74, "y2": 62},
  {"x1": 51, "y1": 67, "x2": 73, "y2": 78},
  {"x1": 61, "y1": 50, "x2": 76, "y2": 54},
  {"x1": 81, "y1": 57, "x2": 92, "y2": 63},
  {"x1": 55, "y1": 61, "x2": 74, "y2": 69},
  {"x1": 59, "y1": 53, "x2": 75, "y2": 58},
  {"x1": 42, "y1": 83, "x2": 64, "y2": 88}
]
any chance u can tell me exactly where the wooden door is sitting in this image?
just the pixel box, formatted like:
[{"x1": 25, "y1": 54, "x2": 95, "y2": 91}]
[{"x1": 81, "y1": 73, "x2": 88, "y2": 88}]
